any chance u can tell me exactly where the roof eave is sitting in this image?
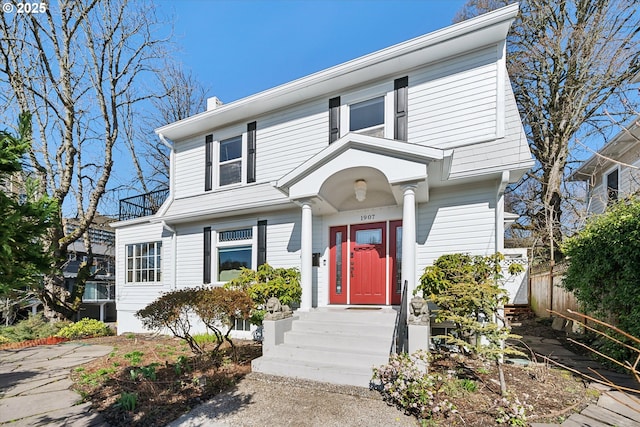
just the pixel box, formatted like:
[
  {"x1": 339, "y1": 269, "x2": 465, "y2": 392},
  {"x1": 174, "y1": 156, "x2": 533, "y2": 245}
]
[{"x1": 156, "y1": 4, "x2": 519, "y2": 142}]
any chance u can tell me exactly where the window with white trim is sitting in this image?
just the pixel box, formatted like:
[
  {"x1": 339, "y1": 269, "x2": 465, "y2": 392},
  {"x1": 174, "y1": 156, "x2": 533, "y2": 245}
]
[
  {"x1": 232, "y1": 317, "x2": 251, "y2": 331},
  {"x1": 126, "y1": 242, "x2": 162, "y2": 283},
  {"x1": 217, "y1": 228, "x2": 253, "y2": 281},
  {"x1": 219, "y1": 135, "x2": 243, "y2": 186},
  {"x1": 349, "y1": 96, "x2": 385, "y2": 137}
]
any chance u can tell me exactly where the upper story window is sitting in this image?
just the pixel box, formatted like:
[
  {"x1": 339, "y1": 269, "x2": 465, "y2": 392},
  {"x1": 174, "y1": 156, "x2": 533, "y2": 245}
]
[
  {"x1": 349, "y1": 96, "x2": 385, "y2": 137},
  {"x1": 219, "y1": 135, "x2": 242, "y2": 186},
  {"x1": 606, "y1": 167, "x2": 619, "y2": 204},
  {"x1": 205, "y1": 122, "x2": 257, "y2": 191},
  {"x1": 126, "y1": 241, "x2": 162, "y2": 283},
  {"x1": 329, "y1": 77, "x2": 407, "y2": 144}
]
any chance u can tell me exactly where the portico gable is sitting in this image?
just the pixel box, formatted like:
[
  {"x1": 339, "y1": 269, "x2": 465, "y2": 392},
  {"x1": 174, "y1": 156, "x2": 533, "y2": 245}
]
[{"x1": 275, "y1": 133, "x2": 448, "y2": 310}]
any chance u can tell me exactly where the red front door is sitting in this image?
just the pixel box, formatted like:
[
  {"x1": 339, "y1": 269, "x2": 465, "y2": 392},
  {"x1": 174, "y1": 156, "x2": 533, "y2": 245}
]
[{"x1": 350, "y1": 222, "x2": 386, "y2": 304}]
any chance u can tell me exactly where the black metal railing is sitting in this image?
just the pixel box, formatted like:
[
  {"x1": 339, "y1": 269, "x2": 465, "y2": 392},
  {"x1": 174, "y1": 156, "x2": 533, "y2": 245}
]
[
  {"x1": 392, "y1": 280, "x2": 409, "y2": 354},
  {"x1": 119, "y1": 188, "x2": 169, "y2": 221}
]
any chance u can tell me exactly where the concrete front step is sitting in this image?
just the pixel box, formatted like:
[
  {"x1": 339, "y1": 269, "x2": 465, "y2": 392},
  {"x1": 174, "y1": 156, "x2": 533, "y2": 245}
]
[
  {"x1": 297, "y1": 308, "x2": 398, "y2": 325},
  {"x1": 284, "y1": 330, "x2": 393, "y2": 353},
  {"x1": 291, "y1": 319, "x2": 395, "y2": 336},
  {"x1": 265, "y1": 342, "x2": 389, "y2": 367},
  {"x1": 252, "y1": 307, "x2": 398, "y2": 388},
  {"x1": 251, "y1": 356, "x2": 378, "y2": 388}
]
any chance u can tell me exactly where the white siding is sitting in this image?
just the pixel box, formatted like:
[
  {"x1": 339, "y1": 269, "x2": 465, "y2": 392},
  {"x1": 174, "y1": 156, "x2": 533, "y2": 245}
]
[
  {"x1": 257, "y1": 101, "x2": 328, "y2": 182},
  {"x1": 175, "y1": 223, "x2": 206, "y2": 288},
  {"x1": 174, "y1": 135, "x2": 204, "y2": 198},
  {"x1": 262, "y1": 211, "x2": 302, "y2": 268},
  {"x1": 416, "y1": 182, "x2": 497, "y2": 278},
  {"x1": 408, "y1": 46, "x2": 499, "y2": 149},
  {"x1": 115, "y1": 222, "x2": 171, "y2": 334},
  {"x1": 621, "y1": 159, "x2": 640, "y2": 196},
  {"x1": 447, "y1": 77, "x2": 531, "y2": 179}
]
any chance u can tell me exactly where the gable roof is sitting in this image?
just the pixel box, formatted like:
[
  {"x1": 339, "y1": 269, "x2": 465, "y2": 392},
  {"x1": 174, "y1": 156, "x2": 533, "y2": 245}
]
[
  {"x1": 156, "y1": 4, "x2": 519, "y2": 142},
  {"x1": 570, "y1": 114, "x2": 640, "y2": 181}
]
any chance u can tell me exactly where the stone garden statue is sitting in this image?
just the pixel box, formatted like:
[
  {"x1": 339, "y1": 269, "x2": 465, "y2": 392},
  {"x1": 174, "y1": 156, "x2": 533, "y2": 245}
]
[
  {"x1": 408, "y1": 296, "x2": 430, "y2": 325},
  {"x1": 264, "y1": 297, "x2": 293, "y2": 320}
]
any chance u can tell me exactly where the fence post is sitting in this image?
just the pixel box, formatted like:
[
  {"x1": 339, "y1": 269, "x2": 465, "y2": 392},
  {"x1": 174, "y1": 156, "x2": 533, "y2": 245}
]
[{"x1": 549, "y1": 260, "x2": 555, "y2": 313}]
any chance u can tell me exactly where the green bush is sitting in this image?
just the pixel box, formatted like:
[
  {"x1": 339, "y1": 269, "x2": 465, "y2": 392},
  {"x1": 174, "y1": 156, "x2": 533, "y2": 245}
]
[
  {"x1": 416, "y1": 253, "x2": 522, "y2": 396},
  {"x1": 563, "y1": 198, "x2": 640, "y2": 341},
  {"x1": 225, "y1": 263, "x2": 301, "y2": 308},
  {"x1": 0, "y1": 313, "x2": 68, "y2": 342},
  {"x1": 56, "y1": 318, "x2": 113, "y2": 339}
]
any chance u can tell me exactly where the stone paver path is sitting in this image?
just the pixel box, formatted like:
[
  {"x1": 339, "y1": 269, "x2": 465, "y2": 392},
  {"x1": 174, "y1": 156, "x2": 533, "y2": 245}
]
[{"x1": 0, "y1": 343, "x2": 112, "y2": 426}]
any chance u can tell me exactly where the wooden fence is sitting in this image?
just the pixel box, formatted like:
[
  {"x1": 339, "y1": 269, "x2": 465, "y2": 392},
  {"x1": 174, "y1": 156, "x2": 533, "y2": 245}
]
[{"x1": 529, "y1": 262, "x2": 580, "y2": 318}]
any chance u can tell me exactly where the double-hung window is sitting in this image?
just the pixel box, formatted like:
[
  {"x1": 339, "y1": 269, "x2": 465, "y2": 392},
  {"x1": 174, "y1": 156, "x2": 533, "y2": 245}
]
[
  {"x1": 126, "y1": 242, "x2": 162, "y2": 283},
  {"x1": 205, "y1": 122, "x2": 257, "y2": 189},
  {"x1": 219, "y1": 135, "x2": 243, "y2": 186}
]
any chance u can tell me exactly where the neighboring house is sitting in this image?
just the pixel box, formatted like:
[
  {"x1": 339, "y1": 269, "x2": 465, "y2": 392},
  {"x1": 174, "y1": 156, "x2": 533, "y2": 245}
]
[
  {"x1": 112, "y1": 3, "x2": 532, "y2": 334},
  {"x1": 570, "y1": 74, "x2": 640, "y2": 214},
  {"x1": 64, "y1": 215, "x2": 116, "y2": 322},
  {"x1": 570, "y1": 115, "x2": 640, "y2": 214}
]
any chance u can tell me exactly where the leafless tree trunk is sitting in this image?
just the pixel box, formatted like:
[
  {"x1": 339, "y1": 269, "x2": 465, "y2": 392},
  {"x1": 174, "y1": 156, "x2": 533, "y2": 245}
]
[
  {"x1": 0, "y1": 0, "x2": 169, "y2": 320},
  {"x1": 456, "y1": 0, "x2": 640, "y2": 256}
]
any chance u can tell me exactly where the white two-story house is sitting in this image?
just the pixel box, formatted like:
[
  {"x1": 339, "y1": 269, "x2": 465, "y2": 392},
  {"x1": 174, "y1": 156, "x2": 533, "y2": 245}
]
[{"x1": 112, "y1": 4, "x2": 532, "y2": 375}]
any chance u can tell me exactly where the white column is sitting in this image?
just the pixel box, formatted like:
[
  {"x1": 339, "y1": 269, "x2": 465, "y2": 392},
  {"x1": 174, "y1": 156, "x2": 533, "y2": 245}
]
[
  {"x1": 300, "y1": 201, "x2": 313, "y2": 311},
  {"x1": 99, "y1": 303, "x2": 105, "y2": 322},
  {"x1": 401, "y1": 184, "x2": 417, "y2": 298}
]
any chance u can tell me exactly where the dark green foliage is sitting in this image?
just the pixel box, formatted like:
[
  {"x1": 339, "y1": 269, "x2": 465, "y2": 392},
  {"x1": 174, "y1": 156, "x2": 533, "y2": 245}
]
[
  {"x1": 0, "y1": 112, "x2": 58, "y2": 296},
  {"x1": 416, "y1": 253, "x2": 522, "y2": 395},
  {"x1": 563, "y1": 198, "x2": 640, "y2": 356},
  {"x1": 225, "y1": 263, "x2": 301, "y2": 307}
]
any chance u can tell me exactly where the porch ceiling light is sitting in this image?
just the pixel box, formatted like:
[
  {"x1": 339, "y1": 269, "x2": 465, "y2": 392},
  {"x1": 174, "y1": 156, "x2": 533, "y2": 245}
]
[{"x1": 354, "y1": 179, "x2": 367, "y2": 202}]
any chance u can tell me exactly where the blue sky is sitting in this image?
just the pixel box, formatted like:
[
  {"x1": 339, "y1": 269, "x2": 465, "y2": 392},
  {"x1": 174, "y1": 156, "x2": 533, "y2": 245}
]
[{"x1": 159, "y1": 0, "x2": 468, "y2": 103}]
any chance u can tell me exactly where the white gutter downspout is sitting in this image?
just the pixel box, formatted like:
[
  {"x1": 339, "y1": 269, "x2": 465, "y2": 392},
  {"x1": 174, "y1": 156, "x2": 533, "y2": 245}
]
[
  {"x1": 158, "y1": 132, "x2": 177, "y2": 290},
  {"x1": 496, "y1": 171, "x2": 509, "y2": 254}
]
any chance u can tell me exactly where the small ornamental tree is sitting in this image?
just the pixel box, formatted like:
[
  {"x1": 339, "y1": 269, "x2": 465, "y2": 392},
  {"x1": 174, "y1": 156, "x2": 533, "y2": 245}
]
[
  {"x1": 135, "y1": 288, "x2": 203, "y2": 354},
  {"x1": 192, "y1": 287, "x2": 253, "y2": 356},
  {"x1": 416, "y1": 253, "x2": 523, "y2": 395},
  {"x1": 563, "y1": 198, "x2": 640, "y2": 348},
  {"x1": 225, "y1": 264, "x2": 301, "y2": 323}
]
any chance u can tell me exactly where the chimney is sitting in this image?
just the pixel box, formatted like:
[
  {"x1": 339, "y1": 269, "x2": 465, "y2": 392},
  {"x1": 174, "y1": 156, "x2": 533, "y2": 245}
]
[{"x1": 207, "y1": 96, "x2": 223, "y2": 111}]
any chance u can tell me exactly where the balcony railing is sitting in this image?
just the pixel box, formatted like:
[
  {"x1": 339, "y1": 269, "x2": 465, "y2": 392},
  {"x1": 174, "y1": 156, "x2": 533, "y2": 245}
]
[
  {"x1": 119, "y1": 188, "x2": 169, "y2": 221},
  {"x1": 83, "y1": 281, "x2": 115, "y2": 302}
]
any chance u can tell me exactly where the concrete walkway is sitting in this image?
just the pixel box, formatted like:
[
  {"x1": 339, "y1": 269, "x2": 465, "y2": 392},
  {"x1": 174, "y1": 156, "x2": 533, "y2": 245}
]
[{"x1": 0, "y1": 343, "x2": 112, "y2": 426}]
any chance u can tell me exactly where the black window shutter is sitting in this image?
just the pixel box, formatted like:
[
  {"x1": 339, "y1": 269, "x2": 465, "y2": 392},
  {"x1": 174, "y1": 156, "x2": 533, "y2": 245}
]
[
  {"x1": 247, "y1": 121, "x2": 257, "y2": 183},
  {"x1": 329, "y1": 96, "x2": 340, "y2": 144},
  {"x1": 205, "y1": 135, "x2": 213, "y2": 191},
  {"x1": 203, "y1": 227, "x2": 212, "y2": 284},
  {"x1": 257, "y1": 220, "x2": 267, "y2": 267},
  {"x1": 394, "y1": 77, "x2": 408, "y2": 141}
]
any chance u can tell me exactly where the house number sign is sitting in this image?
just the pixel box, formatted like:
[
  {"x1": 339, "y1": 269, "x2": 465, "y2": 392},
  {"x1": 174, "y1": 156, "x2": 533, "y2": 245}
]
[{"x1": 359, "y1": 213, "x2": 376, "y2": 221}]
